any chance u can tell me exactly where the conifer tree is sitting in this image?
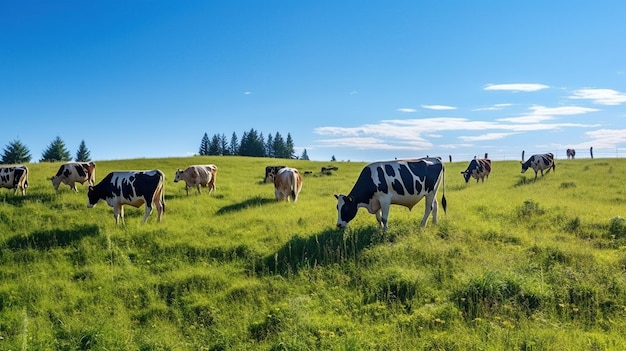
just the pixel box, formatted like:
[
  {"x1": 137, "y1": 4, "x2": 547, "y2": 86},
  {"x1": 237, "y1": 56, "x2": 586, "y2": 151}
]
[
  {"x1": 229, "y1": 132, "x2": 239, "y2": 156},
  {"x1": 300, "y1": 149, "x2": 310, "y2": 160},
  {"x1": 75, "y1": 140, "x2": 91, "y2": 162},
  {"x1": 40, "y1": 136, "x2": 71, "y2": 162},
  {"x1": 285, "y1": 133, "x2": 295, "y2": 159},
  {"x1": 199, "y1": 133, "x2": 210, "y2": 156},
  {"x1": 1, "y1": 139, "x2": 31, "y2": 164},
  {"x1": 208, "y1": 134, "x2": 220, "y2": 155}
]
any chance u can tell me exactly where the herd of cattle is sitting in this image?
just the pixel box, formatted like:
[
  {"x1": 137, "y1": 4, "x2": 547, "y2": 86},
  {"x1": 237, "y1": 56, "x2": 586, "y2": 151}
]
[{"x1": 0, "y1": 152, "x2": 558, "y2": 228}]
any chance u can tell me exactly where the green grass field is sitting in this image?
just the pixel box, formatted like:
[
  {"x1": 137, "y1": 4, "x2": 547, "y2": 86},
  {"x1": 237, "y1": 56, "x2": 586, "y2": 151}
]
[{"x1": 1, "y1": 156, "x2": 625, "y2": 350}]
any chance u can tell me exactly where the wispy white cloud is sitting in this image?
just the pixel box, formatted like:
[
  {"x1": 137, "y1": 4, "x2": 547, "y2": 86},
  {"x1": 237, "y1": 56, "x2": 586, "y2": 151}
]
[
  {"x1": 349, "y1": 91, "x2": 358, "y2": 95},
  {"x1": 313, "y1": 116, "x2": 598, "y2": 152},
  {"x1": 243, "y1": 91, "x2": 252, "y2": 95},
  {"x1": 569, "y1": 88, "x2": 626, "y2": 105},
  {"x1": 421, "y1": 104, "x2": 457, "y2": 110},
  {"x1": 484, "y1": 83, "x2": 549, "y2": 92},
  {"x1": 459, "y1": 133, "x2": 518, "y2": 142},
  {"x1": 397, "y1": 108, "x2": 417, "y2": 113},
  {"x1": 497, "y1": 105, "x2": 598, "y2": 123},
  {"x1": 473, "y1": 103, "x2": 513, "y2": 111}
]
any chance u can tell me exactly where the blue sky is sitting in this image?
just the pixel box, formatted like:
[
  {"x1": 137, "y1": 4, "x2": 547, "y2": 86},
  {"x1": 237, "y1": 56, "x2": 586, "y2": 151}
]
[{"x1": 2, "y1": 1, "x2": 626, "y2": 163}]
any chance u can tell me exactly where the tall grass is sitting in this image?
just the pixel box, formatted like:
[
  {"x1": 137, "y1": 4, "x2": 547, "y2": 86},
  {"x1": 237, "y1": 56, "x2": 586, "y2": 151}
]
[{"x1": 0, "y1": 156, "x2": 625, "y2": 350}]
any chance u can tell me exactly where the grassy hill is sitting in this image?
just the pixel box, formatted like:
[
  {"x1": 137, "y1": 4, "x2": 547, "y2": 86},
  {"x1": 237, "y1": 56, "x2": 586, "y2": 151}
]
[{"x1": 1, "y1": 156, "x2": 625, "y2": 350}]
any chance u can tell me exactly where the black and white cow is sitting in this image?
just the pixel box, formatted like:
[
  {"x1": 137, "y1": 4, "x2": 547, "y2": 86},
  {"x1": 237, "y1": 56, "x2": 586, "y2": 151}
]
[
  {"x1": 461, "y1": 158, "x2": 491, "y2": 184},
  {"x1": 87, "y1": 170, "x2": 165, "y2": 224},
  {"x1": 566, "y1": 149, "x2": 576, "y2": 159},
  {"x1": 521, "y1": 153, "x2": 555, "y2": 179},
  {"x1": 0, "y1": 165, "x2": 29, "y2": 195},
  {"x1": 51, "y1": 161, "x2": 96, "y2": 191},
  {"x1": 264, "y1": 166, "x2": 286, "y2": 183},
  {"x1": 334, "y1": 157, "x2": 446, "y2": 230}
]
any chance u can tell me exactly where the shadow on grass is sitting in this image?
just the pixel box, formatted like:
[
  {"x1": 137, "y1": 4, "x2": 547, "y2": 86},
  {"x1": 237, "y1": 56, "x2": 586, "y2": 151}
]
[
  {"x1": 258, "y1": 225, "x2": 383, "y2": 276},
  {"x1": 216, "y1": 196, "x2": 274, "y2": 215},
  {"x1": 0, "y1": 193, "x2": 57, "y2": 206},
  {"x1": 4, "y1": 224, "x2": 100, "y2": 250}
]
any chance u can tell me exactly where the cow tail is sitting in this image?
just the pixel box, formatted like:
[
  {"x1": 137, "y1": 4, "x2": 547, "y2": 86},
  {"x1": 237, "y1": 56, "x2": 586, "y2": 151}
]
[
  {"x1": 441, "y1": 163, "x2": 447, "y2": 214},
  {"x1": 291, "y1": 170, "x2": 298, "y2": 199}
]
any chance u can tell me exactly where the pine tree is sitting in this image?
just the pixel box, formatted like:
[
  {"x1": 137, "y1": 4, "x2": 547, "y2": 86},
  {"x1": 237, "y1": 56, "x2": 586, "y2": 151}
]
[
  {"x1": 40, "y1": 136, "x2": 71, "y2": 162},
  {"x1": 1, "y1": 139, "x2": 31, "y2": 164},
  {"x1": 199, "y1": 133, "x2": 210, "y2": 156},
  {"x1": 300, "y1": 149, "x2": 310, "y2": 160},
  {"x1": 229, "y1": 132, "x2": 239, "y2": 156},
  {"x1": 265, "y1": 134, "x2": 274, "y2": 157},
  {"x1": 208, "y1": 134, "x2": 220, "y2": 155},
  {"x1": 219, "y1": 134, "x2": 229, "y2": 156},
  {"x1": 272, "y1": 132, "x2": 286, "y2": 158},
  {"x1": 75, "y1": 140, "x2": 91, "y2": 162},
  {"x1": 285, "y1": 133, "x2": 295, "y2": 159}
]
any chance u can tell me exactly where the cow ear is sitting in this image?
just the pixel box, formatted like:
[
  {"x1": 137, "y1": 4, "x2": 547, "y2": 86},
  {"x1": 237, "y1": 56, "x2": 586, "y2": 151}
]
[{"x1": 334, "y1": 194, "x2": 339, "y2": 199}]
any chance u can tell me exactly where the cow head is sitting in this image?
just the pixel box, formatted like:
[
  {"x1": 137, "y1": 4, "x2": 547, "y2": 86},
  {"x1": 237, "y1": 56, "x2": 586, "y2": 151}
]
[
  {"x1": 86, "y1": 186, "x2": 98, "y2": 208},
  {"x1": 50, "y1": 176, "x2": 62, "y2": 190},
  {"x1": 520, "y1": 160, "x2": 530, "y2": 173},
  {"x1": 174, "y1": 169, "x2": 183, "y2": 182},
  {"x1": 460, "y1": 170, "x2": 471, "y2": 183},
  {"x1": 335, "y1": 194, "x2": 358, "y2": 228}
]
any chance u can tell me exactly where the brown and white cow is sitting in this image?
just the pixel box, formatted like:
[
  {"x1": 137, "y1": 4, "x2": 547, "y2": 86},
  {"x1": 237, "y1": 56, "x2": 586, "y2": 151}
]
[
  {"x1": 174, "y1": 164, "x2": 217, "y2": 195},
  {"x1": 273, "y1": 167, "x2": 303, "y2": 202},
  {"x1": 521, "y1": 153, "x2": 555, "y2": 179},
  {"x1": 87, "y1": 170, "x2": 165, "y2": 224},
  {"x1": 0, "y1": 165, "x2": 29, "y2": 195},
  {"x1": 264, "y1": 166, "x2": 286, "y2": 183},
  {"x1": 461, "y1": 158, "x2": 491, "y2": 184},
  {"x1": 50, "y1": 161, "x2": 96, "y2": 191},
  {"x1": 335, "y1": 158, "x2": 446, "y2": 230}
]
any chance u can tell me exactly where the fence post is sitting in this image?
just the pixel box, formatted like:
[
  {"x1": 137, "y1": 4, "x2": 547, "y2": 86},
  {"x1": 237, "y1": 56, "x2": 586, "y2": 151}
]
[
  {"x1": 521, "y1": 150, "x2": 525, "y2": 161},
  {"x1": 449, "y1": 155, "x2": 452, "y2": 163},
  {"x1": 590, "y1": 147, "x2": 594, "y2": 159}
]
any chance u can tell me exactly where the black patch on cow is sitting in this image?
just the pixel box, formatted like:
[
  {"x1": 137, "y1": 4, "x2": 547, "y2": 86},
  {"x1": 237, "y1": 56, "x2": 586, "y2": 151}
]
[
  {"x1": 73, "y1": 164, "x2": 87, "y2": 178},
  {"x1": 347, "y1": 166, "x2": 378, "y2": 204},
  {"x1": 55, "y1": 165, "x2": 66, "y2": 177},
  {"x1": 398, "y1": 164, "x2": 415, "y2": 195},
  {"x1": 384, "y1": 164, "x2": 395, "y2": 177},
  {"x1": 424, "y1": 162, "x2": 442, "y2": 192},
  {"x1": 376, "y1": 167, "x2": 388, "y2": 193},
  {"x1": 391, "y1": 179, "x2": 404, "y2": 195},
  {"x1": 13, "y1": 168, "x2": 25, "y2": 187}
]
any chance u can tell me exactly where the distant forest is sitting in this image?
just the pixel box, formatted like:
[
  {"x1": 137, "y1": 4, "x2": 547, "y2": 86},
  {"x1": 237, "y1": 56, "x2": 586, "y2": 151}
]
[{"x1": 198, "y1": 129, "x2": 309, "y2": 160}]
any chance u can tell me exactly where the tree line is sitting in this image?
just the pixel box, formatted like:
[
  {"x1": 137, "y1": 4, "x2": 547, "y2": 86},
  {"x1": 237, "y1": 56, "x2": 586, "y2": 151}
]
[
  {"x1": 198, "y1": 129, "x2": 309, "y2": 160},
  {"x1": 1, "y1": 137, "x2": 91, "y2": 164}
]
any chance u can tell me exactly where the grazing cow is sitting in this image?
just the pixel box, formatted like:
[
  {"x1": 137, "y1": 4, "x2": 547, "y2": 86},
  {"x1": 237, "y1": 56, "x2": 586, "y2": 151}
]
[
  {"x1": 264, "y1": 166, "x2": 286, "y2": 183},
  {"x1": 274, "y1": 167, "x2": 303, "y2": 202},
  {"x1": 334, "y1": 157, "x2": 446, "y2": 230},
  {"x1": 566, "y1": 149, "x2": 576, "y2": 159},
  {"x1": 50, "y1": 161, "x2": 96, "y2": 191},
  {"x1": 0, "y1": 165, "x2": 29, "y2": 195},
  {"x1": 87, "y1": 170, "x2": 165, "y2": 224},
  {"x1": 521, "y1": 153, "x2": 555, "y2": 179},
  {"x1": 461, "y1": 158, "x2": 491, "y2": 184},
  {"x1": 174, "y1": 164, "x2": 217, "y2": 195}
]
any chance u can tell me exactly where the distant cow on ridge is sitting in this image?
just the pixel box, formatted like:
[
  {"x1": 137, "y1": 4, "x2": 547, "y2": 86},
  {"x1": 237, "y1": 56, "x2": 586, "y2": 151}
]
[
  {"x1": 334, "y1": 157, "x2": 446, "y2": 231},
  {"x1": 566, "y1": 149, "x2": 576, "y2": 159},
  {"x1": 0, "y1": 165, "x2": 29, "y2": 195},
  {"x1": 50, "y1": 161, "x2": 96, "y2": 191},
  {"x1": 521, "y1": 153, "x2": 555, "y2": 179},
  {"x1": 461, "y1": 158, "x2": 491, "y2": 184}
]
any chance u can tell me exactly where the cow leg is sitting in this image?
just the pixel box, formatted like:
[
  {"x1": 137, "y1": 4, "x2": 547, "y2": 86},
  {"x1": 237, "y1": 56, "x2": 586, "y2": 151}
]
[
  {"x1": 196, "y1": 184, "x2": 201, "y2": 194},
  {"x1": 379, "y1": 204, "x2": 391, "y2": 231},
  {"x1": 113, "y1": 205, "x2": 121, "y2": 225},
  {"x1": 185, "y1": 185, "x2": 190, "y2": 196},
  {"x1": 420, "y1": 194, "x2": 436, "y2": 227},
  {"x1": 143, "y1": 204, "x2": 153, "y2": 223}
]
